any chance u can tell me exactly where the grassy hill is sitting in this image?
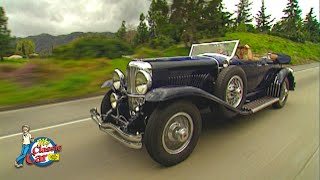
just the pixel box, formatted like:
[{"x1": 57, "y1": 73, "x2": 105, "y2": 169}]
[
  {"x1": 0, "y1": 32, "x2": 319, "y2": 107},
  {"x1": 132, "y1": 32, "x2": 320, "y2": 64},
  {"x1": 216, "y1": 33, "x2": 320, "y2": 64}
]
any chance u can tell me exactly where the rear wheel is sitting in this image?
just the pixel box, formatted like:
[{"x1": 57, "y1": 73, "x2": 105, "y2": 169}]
[
  {"x1": 214, "y1": 66, "x2": 247, "y2": 118},
  {"x1": 144, "y1": 101, "x2": 201, "y2": 166},
  {"x1": 273, "y1": 78, "x2": 289, "y2": 109}
]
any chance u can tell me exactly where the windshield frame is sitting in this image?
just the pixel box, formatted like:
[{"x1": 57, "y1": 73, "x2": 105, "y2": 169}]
[{"x1": 189, "y1": 40, "x2": 240, "y2": 61}]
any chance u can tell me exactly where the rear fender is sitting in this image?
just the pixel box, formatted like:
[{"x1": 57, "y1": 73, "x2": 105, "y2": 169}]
[{"x1": 276, "y1": 68, "x2": 295, "y2": 90}]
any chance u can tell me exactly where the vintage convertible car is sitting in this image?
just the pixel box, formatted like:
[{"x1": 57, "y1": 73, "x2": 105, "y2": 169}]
[{"x1": 90, "y1": 40, "x2": 295, "y2": 166}]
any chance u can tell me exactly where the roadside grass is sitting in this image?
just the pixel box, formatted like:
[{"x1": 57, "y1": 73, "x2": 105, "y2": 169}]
[
  {"x1": 1, "y1": 58, "x2": 27, "y2": 64},
  {"x1": 0, "y1": 32, "x2": 319, "y2": 107},
  {"x1": 0, "y1": 58, "x2": 114, "y2": 106},
  {"x1": 111, "y1": 57, "x2": 131, "y2": 72},
  {"x1": 133, "y1": 45, "x2": 189, "y2": 58}
]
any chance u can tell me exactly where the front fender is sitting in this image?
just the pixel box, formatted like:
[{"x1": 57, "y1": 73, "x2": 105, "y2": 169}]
[
  {"x1": 101, "y1": 79, "x2": 113, "y2": 88},
  {"x1": 276, "y1": 68, "x2": 295, "y2": 90},
  {"x1": 145, "y1": 86, "x2": 250, "y2": 115},
  {"x1": 145, "y1": 86, "x2": 212, "y2": 102}
]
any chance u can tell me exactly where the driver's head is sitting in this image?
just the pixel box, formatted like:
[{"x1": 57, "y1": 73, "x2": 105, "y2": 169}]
[
  {"x1": 238, "y1": 44, "x2": 252, "y2": 60},
  {"x1": 217, "y1": 46, "x2": 225, "y2": 54}
]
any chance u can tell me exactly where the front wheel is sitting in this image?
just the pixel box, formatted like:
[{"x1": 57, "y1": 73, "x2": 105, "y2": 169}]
[
  {"x1": 144, "y1": 101, "x2": 202, "y2": 166},
  {"x1": 100, "y1": 90, "x2": 112, "y2": 115}
]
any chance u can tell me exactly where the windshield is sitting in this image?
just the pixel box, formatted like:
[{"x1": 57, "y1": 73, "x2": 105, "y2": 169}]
[{"x1": 189, "y1": 40, "x2": 239, "y2": 59}]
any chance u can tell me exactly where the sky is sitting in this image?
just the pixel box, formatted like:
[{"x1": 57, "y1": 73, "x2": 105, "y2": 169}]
[{"x1": 1, "y1": 0, "x2": 319, "y2": 37}]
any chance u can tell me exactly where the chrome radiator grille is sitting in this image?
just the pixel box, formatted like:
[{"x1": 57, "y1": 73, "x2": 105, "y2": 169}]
[
  {"x1": 126, "y1": 65, "x2": 140, "y2": 111},
  {"x1": 126, "y1": 61, "x2": 152, "y2": 112},
  {"x1": 126, "y1": 65, "x2": 139, "y2": 94}
]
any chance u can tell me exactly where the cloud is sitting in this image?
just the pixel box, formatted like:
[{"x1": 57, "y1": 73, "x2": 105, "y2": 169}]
[
  {"x1": 2, "y1": 0, "x2": 151, "y2": 37},
  {"x1": 2, "y1": 0, "x2": 319, "y2": 37}
]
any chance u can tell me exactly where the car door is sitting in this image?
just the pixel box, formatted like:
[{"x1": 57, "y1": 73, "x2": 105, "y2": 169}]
[{"x1": 239, "y1": 61, "x2": 268, "y2": 93}]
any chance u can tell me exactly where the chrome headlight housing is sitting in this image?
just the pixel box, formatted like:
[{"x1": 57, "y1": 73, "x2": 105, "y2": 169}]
[
  {"x1": 112, "y1": 69, "x2": 125, "y2": 90},
  {"x1": 110, "y1": 93, "x2": 118, "y2": 109},
  {"x1": 135, "y1": 70, "x2": 152, "y2": 94}
]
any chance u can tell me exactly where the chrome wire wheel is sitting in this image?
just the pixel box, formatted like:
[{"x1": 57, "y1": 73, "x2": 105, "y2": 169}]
[
  {"x1": 226, "y1": 75, "x2": 244, "y2": 107},
  {"x1": 273, "y1": 79, "x2": 289, "y2": 109},
  {"x1": 162, "y1": 112, "x2": 194, "y2": 155},
  {"x1": 279, "y1": 81, "x2": 289, "y2": 105}
]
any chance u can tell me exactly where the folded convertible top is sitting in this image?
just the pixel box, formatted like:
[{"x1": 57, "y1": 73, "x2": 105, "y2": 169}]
[{"x1": 275, "y1": 54, "x2": 291, "y2": 64}]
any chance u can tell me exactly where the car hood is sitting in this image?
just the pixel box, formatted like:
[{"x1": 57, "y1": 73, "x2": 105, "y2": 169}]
[
  {"x1": 142, "y1": 56, "x2": 211, "y2": 62},
  {"x1": 140, "y1": 56, "x2": 218, "y2": 70},
  {"x1": 132, "y1": 56, "x2": 219, "y2": 90}
]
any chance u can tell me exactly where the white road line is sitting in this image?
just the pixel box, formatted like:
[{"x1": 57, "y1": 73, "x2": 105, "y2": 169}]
[
  {"x1": 295, "y1": 67, "x2": 319, "y2": 74},
  {"x1": 0, "y1": 118, "x2": 91, "y2": 140},
  {"x1": 0, "y1": 95, "x2": 103, "y2": 115}
]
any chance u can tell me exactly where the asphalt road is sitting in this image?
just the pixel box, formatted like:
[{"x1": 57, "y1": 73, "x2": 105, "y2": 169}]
[{"x1": 0, "y1": 63, "x2": 319, "y2": 180}]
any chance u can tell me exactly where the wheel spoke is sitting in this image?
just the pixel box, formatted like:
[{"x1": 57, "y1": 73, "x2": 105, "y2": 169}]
[{"x1": 225, "y1": 76, "x2": 243, "y2": 107}]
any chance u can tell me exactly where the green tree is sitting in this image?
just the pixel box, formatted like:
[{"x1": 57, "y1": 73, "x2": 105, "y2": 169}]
[
  {"x1": 15, "y1": 39, "x2": 35, "y2": 57},
  {"x1": 0, "y1": 7, "x2": 11, "y2": 61},
  {"x1": 169, "y1": 0, "x2": 186, "y2": 42},
  {"x1": 125, "y1": 24, "x2": 137, "y2": 45},
  {"x1": 273, "y1": 0, "x2": 304, "y2": 42},
  {"x1": 271, "y1": 21, "x2": 282, "y2": 33},
  {"x1": 182, "y1": 0, "x2": 206, "y2": 46},
  {"x1": 116, "y1": 20, "x2": 127, "y2": 40},
  {"x1": 134, "y1": 13, "x2": 149, "y2": 45},
  {"x1": 235, "y1": 0, "x2": 253, "y2": 26},
  {"x1": 147, "y1": 0, "x2": 169, "y2": 38},
  {"x1": 303, "y1": 8, "x2": 320, "y2": 42},
  {"x1": 220, "y1": 3, "x2": 234, "y2": 30},
  {"x1": 202, "y1": 1, "x2": 231, "y2": 37},
  {"x1": 256, "y1": 0, "x2": 275, "y2": 32}
]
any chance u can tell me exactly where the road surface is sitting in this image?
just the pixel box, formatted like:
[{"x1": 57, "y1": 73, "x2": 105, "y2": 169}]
[{"x1": 0, "y1": 63, "x2": 319, "y2": 180}]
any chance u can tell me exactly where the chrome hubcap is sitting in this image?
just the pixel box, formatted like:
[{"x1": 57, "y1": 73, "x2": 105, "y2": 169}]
[
  {"x1": 162, "y1": 112, "x2": 193, "y2": 154},
  {"x1": 226, "y1": 76, "x2": 243, "y2": 107}
]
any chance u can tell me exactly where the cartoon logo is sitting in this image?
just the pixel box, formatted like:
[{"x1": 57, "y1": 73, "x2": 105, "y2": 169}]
[
  {"x1": 26, "y1": 137, "x2": 62, "y2": 166},
  {"x1": 15, "y1": 125, "x2": 62, "y2": 168}
]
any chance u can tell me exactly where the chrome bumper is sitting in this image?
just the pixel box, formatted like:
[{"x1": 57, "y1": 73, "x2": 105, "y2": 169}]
[{"x1": 90, "y1": 108, "x2": 142, "y2": 149}]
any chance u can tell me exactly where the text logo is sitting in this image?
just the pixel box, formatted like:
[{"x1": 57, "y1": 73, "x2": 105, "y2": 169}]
[{"x1": 26, "y1": 137, "x2": 62, "y2": 167}]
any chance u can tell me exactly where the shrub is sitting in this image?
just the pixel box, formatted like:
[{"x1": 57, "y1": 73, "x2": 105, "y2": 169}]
[
  {"x1": 149, "y1": 36, "x2": 175, "y2": 49},
  {"x1": 53, "y1": 36, "x2": 133, "y2": 59}
]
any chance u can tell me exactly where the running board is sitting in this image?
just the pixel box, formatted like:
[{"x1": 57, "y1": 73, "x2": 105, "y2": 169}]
[{"x1": 242, "y1": 97, "x2": 279, "y2": 113}]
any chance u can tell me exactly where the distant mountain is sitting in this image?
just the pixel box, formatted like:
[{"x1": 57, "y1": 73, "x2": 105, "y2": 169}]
[{"x1": 23, "y1": 32, "x2": 115, "y2": 54}]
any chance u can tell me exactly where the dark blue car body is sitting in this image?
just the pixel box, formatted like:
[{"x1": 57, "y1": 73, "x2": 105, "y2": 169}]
[{"x1": 90, "y1": 41, "x2": 296, "y2": 166}]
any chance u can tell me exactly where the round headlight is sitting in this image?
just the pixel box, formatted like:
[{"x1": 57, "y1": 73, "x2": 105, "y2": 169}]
[
  {"x1": 112, "y1": 69, "x2": 125, "y2": 90},
  {"x1": 110, "y1": 93, "x2": 118, "y2": 109},
  {"x1": 135, "y1": 70, "x2": 152, "y2": 94}
]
